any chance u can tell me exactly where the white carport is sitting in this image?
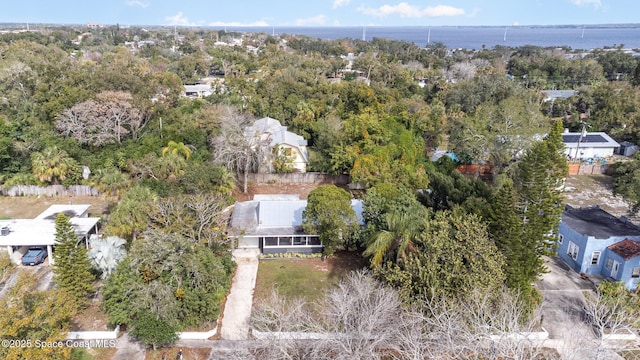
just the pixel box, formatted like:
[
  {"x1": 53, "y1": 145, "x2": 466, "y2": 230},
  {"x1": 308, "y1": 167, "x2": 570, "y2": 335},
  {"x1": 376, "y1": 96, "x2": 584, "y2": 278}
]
[{"x1": 0, "y1": 205, "x2": 100, "y2": 265}]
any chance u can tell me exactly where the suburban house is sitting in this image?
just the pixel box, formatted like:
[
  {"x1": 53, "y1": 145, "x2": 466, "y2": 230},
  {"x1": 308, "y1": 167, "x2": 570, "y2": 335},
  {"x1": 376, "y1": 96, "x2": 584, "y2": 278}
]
[
  {"x1": 230, "y1": 194, "x2": 364, "y2": 255},
  {"x1": 557, "y1": 205, "x2": 640, "y2": 290},
  {"x1": 562, "y1": 131, "x2": 619, "y2": 159},
  {"x1": 0, "y1": 205, "x2": 100, "y2": 265},
  {"x1": 244, "y1": 117, "x2": 309, "y2": 173},
  {"x1": 541, "y1": 90, "x2": 579, "y2": 102},
  {"x1": 183, "y1": 84, "x2": 214, "y2": 98}
]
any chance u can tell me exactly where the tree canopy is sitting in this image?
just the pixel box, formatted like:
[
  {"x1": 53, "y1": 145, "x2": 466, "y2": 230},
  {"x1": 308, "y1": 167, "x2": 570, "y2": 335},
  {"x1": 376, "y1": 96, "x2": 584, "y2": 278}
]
[{"x1": 302, "y1": 185, "x2": 359, "y2": 256}]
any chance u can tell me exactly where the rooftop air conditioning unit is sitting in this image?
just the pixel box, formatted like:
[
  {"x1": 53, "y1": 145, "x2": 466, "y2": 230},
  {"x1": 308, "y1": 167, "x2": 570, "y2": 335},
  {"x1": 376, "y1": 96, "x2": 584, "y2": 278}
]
[{"x1": 1, "y1": 227, "x2": 9, "y2": 236}]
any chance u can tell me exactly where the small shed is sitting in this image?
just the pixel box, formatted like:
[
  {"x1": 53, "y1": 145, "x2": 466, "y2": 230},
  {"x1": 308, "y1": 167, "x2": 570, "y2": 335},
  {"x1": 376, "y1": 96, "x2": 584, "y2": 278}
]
[{"x1": 618, "y1": 141, "x2": 638, "y2": 157}]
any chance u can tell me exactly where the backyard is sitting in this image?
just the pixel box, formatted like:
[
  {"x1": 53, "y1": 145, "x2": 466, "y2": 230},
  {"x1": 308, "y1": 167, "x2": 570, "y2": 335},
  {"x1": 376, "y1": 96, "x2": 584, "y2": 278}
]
[{"x1": 564, "y1": 174, "x2": 636, "y2": 220}]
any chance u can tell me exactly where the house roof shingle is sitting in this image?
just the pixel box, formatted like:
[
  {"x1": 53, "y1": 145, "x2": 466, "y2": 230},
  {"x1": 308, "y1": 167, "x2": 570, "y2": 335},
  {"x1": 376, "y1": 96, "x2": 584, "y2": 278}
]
[
  {"x1": 608, "y1": 239, "x2": 640, "y2": 260},
  {"x1": 562, "y1": 205, "x2": 640, "y2": 239}
]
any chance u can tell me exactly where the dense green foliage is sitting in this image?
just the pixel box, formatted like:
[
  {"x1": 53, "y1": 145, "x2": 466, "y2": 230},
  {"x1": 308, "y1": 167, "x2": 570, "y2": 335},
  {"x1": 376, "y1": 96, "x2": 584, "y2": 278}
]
[
  {"x1": 102, "y1": 230, "x2": 235, "y2": 344},
  {"x1": 375, "y1": 209, "x2": 506, "y2": 303},
  {"x1": 2, "y1": 24, "x2": 638, "y2": 340},
  {"x1": 303, "y1": 185, "x2": 359, "y2": 256},
  {"x1": 612, "y1": 153, "x2": 640, "y2": 212},
  {"x1": 52, "y1": 213, "x2": 95, "y2": 309},
  {"x1": 0, "y1": 272, "x2": 75, "y2": 360}
]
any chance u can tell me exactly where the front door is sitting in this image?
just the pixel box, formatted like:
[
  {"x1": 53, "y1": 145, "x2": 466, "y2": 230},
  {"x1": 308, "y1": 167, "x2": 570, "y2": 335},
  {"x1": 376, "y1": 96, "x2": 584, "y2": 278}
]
[{"x1": 611, "y1": 260, "x2": 620, "y2": 278}]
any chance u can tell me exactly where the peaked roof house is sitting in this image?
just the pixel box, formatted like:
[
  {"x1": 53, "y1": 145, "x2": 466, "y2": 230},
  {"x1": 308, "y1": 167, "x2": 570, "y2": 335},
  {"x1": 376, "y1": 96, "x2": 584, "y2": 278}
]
[
  {"x1": 244, "y1": 117, "x2": 309, "y2": 173},
  {"x1": 562, "y1": 131, "x2": 619, "y2": 160},
  {"x1": 557, "y1": 205, "x2": 640, "y2": 290},
  {"x1": 230, "y1": 194, "x2": 363, "y2": 255}
]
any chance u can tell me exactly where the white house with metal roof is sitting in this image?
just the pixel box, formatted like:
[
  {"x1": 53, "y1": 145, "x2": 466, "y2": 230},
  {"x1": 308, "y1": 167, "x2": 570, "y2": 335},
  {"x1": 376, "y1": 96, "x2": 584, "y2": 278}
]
[
  {"x1": 244, "y1": 117, "x2": 309, "y2": 173},
  {"x1": 562, "y1": 131, "x2": 620, "y2": 159},
  {"x1": 0, "y1": 204, "x2": 100, "y2": 265},
  {"x1": 230, "y1": 194, "x2": 363, "y2": 254}
]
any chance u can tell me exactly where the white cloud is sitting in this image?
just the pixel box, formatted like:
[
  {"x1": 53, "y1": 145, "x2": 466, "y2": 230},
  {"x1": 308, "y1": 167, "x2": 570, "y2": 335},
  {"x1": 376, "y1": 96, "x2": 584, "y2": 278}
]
[
  {"x1": 332, "y1": 0, "x2": 351, "y2": 9},
  {"x1": 568, "y1": 0, "x2": 602, "y2": 7},
  {"x1": 295, "y1": 14, "x2": 327, "y2": 26},
  {"x1": 125, "y1": 0, "x2": 150, "y2": 8},
  {"x1": 208, "y1": 20, "x2": 270, "y2": 27},
  {"x1": 165, "y1": 12, "x2": 195, "y2": 26},
  {"x1": 358, "y1": 3, "x2": 465, "y2": 18}
]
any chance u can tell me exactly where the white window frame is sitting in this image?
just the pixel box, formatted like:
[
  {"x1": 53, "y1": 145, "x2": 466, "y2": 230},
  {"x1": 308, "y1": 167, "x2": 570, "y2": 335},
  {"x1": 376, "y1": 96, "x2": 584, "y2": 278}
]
[
  {"x1": 591, "y1": 251, "x2": 601, "y2": 265},
  {"x1": 567, "y1": 241, "x2": 579, "y2": 261},
  {"x1": 632, "y1": 267, "x2": 640, "y2": 279},
  {"x1": 605, "y1": 258, "x2": 613, "y2": 270}
]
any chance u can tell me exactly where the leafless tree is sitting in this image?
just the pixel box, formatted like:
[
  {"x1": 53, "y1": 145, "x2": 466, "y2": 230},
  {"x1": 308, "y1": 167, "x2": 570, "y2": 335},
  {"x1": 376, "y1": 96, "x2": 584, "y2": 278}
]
[
  {"x1": 252, "y1": 272, "x2": 554, "y2": 360},
  {"x1": 56, "y1": 91, "x2": 146, "y2": 146},
  {"x1": 209, "y1": 106, "x2": 270, "y2": 193},
  {"x1": 147, "y1": 193, "x2": 231, "y2": 246},
  {"x1": 582, "y1": 288, "x2": 640, "y2": 359}
]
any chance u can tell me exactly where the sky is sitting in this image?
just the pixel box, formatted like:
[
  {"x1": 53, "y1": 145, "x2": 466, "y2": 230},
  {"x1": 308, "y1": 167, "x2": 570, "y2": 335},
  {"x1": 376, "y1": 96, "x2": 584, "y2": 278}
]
[{"x1": 0, "y1": 0, "x2": 637, "y2": 27}]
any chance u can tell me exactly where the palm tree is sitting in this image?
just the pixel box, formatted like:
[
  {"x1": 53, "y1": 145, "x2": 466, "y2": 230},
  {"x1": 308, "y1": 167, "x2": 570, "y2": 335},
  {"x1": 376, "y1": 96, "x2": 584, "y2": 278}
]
[
  {"x1": 162, "y1": 140, "x2": 193, "y2": 160},
  {"x1": 30, "y1": 146, "x2": 78, "y2": 184},
  {"x1": 88, "y1": 236, "x2": 127, "y2": 279},
  {"x1": 364, "y1": 206, "x2": 427, "y2": 267}
]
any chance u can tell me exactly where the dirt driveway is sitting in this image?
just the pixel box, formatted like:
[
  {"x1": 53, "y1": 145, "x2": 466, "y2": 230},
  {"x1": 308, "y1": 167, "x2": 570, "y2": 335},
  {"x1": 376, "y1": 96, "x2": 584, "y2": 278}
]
[{"x1": 564, "y1": 175, "x2": 635, "y2": 221}]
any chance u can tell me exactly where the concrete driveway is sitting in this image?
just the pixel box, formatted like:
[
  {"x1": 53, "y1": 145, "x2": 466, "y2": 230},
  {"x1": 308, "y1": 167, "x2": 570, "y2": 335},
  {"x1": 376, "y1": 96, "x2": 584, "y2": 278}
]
[
  {"x1": 220, "y1": 248, "x2": 260, "y2": 340},
  {"x1": 536, "y1": 256, "x2": 628, "y2": 359},
  {"x1": 537, "y1": 256, "x2": 595, "y2": 340}
]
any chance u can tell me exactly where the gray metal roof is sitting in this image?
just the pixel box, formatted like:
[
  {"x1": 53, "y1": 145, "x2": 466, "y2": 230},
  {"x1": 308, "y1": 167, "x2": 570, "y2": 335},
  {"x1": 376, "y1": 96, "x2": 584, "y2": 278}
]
[
  {"x1": 258, "y1": 200, "x2": 307, "y2": 228},
  {"x1": 562, "y1": 205, "x2": 640, "y2": 239},
  {"x1": 230, "y1": 197, "x2": 364, "y2": 236}
]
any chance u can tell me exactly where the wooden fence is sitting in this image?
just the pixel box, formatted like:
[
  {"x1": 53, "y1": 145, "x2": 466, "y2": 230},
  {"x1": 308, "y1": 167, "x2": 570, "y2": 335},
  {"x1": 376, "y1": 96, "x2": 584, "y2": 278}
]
[
  {"x1": 568, "y1": 163, "x2": 611, "y2": 175},
  {"x1": 1, "y1": 185, "x2": 100, "y2": 197}
]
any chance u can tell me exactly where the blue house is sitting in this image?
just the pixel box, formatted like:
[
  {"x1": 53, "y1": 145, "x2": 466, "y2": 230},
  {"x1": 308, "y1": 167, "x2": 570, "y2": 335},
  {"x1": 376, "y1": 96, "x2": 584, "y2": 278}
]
[{"x1": 557, "y1": 205, "x2": 640, "y2": 290}]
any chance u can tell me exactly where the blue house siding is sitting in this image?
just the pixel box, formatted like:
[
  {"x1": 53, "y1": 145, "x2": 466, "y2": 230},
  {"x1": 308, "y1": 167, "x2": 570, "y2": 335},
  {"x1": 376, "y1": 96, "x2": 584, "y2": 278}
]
[
  {"x1": 558, "y1": 205, "x2": 640, "y2": 290},
  {"x1": 602, "y1": 244, "x2": 640, "y2": 290},
  {"x1": 557, "y1": 222, "x2": 623, "y2": 274}
]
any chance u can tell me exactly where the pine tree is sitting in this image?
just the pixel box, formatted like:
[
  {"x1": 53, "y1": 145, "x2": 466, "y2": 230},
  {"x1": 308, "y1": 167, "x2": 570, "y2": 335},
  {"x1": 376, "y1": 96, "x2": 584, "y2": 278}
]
[
  {"x1": 489, "y1": 180, "x2": 541, "y2": 313},
  {"x1": 507, "y1": 120, "x2": 567, "y2": 300},
  {"x1": 52, "y1": 213, "x2": 95, "y2": 309}
]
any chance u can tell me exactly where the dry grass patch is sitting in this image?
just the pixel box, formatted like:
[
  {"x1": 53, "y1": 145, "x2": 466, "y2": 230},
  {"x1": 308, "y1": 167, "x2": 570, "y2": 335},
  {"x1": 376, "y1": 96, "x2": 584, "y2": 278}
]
[{"x1": 0, "y1": 195, "x2": 115, "y2": 219}]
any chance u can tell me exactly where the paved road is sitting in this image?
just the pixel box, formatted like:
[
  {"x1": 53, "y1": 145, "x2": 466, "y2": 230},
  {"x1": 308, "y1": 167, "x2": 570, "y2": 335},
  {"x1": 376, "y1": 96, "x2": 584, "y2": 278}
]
[
  {"x1": 220, "y1": 248, "x2": 260, "y2": 340},
  {"x1": 111, "y1": 333, "x2": 145, "y2": 360}
]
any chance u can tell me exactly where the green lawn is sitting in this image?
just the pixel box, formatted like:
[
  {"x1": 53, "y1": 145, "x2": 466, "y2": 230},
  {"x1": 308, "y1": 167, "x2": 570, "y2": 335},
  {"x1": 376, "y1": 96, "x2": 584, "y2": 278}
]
[{"x1": 253, "y1": 251, "x2": 367, "y2": 303}]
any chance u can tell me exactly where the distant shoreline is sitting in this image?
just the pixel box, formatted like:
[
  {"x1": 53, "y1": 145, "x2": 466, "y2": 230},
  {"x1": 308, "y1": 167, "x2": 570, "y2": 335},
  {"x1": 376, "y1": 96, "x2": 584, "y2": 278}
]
[{"x1": 1, "y1": 23, "x2": 640, "y2": 29}]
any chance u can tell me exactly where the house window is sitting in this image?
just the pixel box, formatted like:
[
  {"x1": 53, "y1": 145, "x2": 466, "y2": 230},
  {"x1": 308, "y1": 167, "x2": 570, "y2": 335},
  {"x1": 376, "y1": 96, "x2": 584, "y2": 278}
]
[
  {"x1": 278, "y1": 236, "x2": 292, "y2": 246},
  {"x1": 591, "y1": 251, "x2": 601, "y2": 265},
  {"x1": 605, "y1": 258, "x2": 613, "y2": 270},
  {"x1": 293, "y1": 236, "x2": 306, "y2": 245},
  {"x1": 567, "y1": 241, "x2": 579, "y2": 261},
  {"x1": 558, "y1": 234, "x2": 564, "y2": 244},
  {"x1": 633, "y1": 268, "x2": 640, "y2": 278}
]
